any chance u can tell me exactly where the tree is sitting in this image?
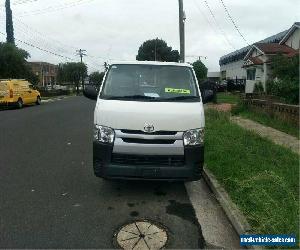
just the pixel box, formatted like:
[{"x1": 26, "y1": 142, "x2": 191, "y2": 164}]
[
  {"x1": 57, "y1": 62, "x2": 87, "y2": 95},
  {"x1": 136, "y1": 38, "x2": 180, "y2": 62},
  {"x1": 89, "y1": 71, "x2": 105, "y2": 86},
  {"x1": 266, "y1": 54, "x2": 299, "y2": 104},
  {"x1": 192, "y1": 59, "x2": 208, "y2": 84},
  {"x1": 0, "y1": 42, "x2": 38, "y2": 84}
]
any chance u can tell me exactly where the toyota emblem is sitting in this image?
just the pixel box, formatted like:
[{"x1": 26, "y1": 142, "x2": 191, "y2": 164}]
[{"x1": 144, "y1": 123, "x2": 155, "y2": 133}]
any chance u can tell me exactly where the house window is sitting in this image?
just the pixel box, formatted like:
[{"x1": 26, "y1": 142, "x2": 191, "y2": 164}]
[{"x1": 247, "y1": 68, "x2": 256, "y2": 80}]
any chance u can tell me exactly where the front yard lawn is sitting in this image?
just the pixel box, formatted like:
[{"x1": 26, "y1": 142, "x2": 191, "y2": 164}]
[
  {"x1": 217, "y1": 92, "x2": 240, "y2": 104},
  {"x1": 237, "y1": 109, "x2": 299, "y2": 139},
  {"x1": 205, "y1": 109, "x2": 299, "y2": 246}
]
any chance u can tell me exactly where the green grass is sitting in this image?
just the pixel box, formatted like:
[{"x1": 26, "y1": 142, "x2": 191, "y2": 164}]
[
  {"x1": 205, "y1": 109, "x2": 299, "y2": 246},
  {"x1": 217, "y1": 92, "x2": 240, "y2": 104},
  {"x1": 238, "y1": 109, "x2": 299, "y2": 139}
]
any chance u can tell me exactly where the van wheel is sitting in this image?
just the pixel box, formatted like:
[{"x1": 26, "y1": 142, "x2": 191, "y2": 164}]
[
  {"x1": 36, "y1": 96, "x2": 41, "y2": 105},
  {"x1": 17, "y1": 98, "x2": 23, "y2": 109}
]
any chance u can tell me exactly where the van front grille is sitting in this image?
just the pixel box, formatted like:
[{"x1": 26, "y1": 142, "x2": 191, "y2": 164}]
[
  {"x1": 111, "y1": 154, "x2": 185, "y2": 167},
  {"x1": 120, "y1": 129, "x2": 177, "y2": 136},
  {"x1": 121, "y1": 138, "x2": 176, "y2": 144}
]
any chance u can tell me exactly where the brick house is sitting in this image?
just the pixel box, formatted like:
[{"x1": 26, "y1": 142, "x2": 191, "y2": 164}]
[{"x1": 28, "y1": 62, "x2": 58, "y2": 87}]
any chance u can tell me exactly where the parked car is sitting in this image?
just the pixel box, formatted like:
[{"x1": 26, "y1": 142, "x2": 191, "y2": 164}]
[
  {"x1": 200, "y1": 80, "x2": 217, "y2": 103},
  {"x1": 83, "y1": 61, "x2": 206, "y2": 181},
  {"x1": 0, "y1": 79, "x2": 41, "y2": 108},
  {"x1": 217, "y1": 80, "x2": 227, "y2": 92}
]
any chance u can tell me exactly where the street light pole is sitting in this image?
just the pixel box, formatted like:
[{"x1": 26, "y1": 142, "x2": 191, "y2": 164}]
[{"x1": 178, "y1": 0, "x2": 185, "y2": 63}]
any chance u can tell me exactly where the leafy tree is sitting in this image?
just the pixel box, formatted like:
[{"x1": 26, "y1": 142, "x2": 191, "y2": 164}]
[
  {"x1": 266, "y1": 54, "x2": 299, "y2": 104},
  {"x1": 192, "y1": 59, "x2": 208, "y2": 83},
  {"x1": 271, "y1": 54, "x2": 299, "y2": 81},
  {"x1": 89, "y1": 71, "x2": 105, "y2": 90},
  {"x1": 136, "y1": 39, "x2": 180, "y2": 62},
  {"x1": 57, "y1": 62, "x2": 87, "y2": 95},
  {"x1": 0, "y1": 42, "x2": 38, "y2": 84}
]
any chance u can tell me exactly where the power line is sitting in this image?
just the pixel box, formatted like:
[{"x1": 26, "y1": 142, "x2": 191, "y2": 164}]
[
  {"x1": 13, "y1": 17, "x2": 79, "y2": 51},
  {"x1": 219, "y1": 0, "x2": 250, "y2": 46},
  {"x1": 0, "y1": 30, "x2": 76, "y2": 61},
  {"x1": 0, "y1": 17, "x2": 103, "y2": 71},
  {"x1": 202, "y1": 0, "x2": 235, "y2": 50},
  {"x1": 16, "y1": 0, "x2": 95, "y2": 17},
  {"x1": 192, "y1": 0, "x2": 219, "y2": 36},
  {"x1": 0, "y1": 0, "x2": 38, "y2": 7}
]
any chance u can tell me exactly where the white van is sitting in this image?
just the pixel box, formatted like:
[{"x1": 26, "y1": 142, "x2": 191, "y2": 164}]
[{"x1": 84, "y1": 61, "x2": 205, "y2": 181}]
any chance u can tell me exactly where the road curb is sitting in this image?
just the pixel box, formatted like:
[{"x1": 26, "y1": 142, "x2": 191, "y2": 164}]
[
  {"x1": 41, "y1": 95, "x2": 71, "y2": 103},
  {"x1": 202, "y1": 167, "x2": 256, "y2": 248}
]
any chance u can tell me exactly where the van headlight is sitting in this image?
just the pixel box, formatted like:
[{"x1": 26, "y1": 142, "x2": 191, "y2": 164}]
[
  {"x1": 183, "y1": 128, "x2": 204, "y2": 146},
  {"x1": 94, "y1": 125, "x2": 115, "y2": 144}
]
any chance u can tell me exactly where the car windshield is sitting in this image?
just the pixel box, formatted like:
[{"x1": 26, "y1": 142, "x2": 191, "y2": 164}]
[{"x1": 100, "y1": 64, "x2": 200, "y2": 102}]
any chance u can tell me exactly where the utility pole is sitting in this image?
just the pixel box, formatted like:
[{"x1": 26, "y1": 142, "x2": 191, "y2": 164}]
[
  {"x1": 76, "y1": 49, "x2": 87, "y2": 95},
  {"x1": 76, "y1": 49, "x2": 87, "y2": 64},
  {"x1": 178, "y1": 0, "x2": 185, "y2": 63},
  {"x1": 5, "y1": 0, "x2": 15, "y2": 44}
]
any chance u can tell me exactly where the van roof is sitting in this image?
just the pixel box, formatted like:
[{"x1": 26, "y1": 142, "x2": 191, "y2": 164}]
[
  {"x1": 0, "y1": 79, "x2": 26, "y2": 82},
  {"x1": 110, "y1": 61, "x2": 193, "y2": 68}
]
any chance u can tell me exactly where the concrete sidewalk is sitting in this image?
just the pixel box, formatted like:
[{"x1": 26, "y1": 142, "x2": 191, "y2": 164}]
[
  {"x1": 231, "y1": 116, "x2": 299, "y2": 155},
  {"x1": 186, "y1": 179, "x2": 242, "y2": 249}
]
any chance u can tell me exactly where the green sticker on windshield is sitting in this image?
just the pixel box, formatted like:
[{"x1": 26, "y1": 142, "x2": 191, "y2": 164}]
[{"x1": 165, "y1": 88, "x2": 191, "y2": 94}]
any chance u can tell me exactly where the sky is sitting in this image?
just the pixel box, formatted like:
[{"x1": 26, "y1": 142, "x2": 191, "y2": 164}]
[{"x1": 0, "y1": 0, "x2": 299, "y2": 73}]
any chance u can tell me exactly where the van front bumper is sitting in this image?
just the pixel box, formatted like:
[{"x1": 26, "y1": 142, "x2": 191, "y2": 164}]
[{"x1": 93, "y1": 141, "x2": 204, "y2": 181}]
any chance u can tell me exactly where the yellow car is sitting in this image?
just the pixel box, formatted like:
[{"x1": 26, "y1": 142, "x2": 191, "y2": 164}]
[{"x1": 0, "y1": 79, "x2": 41, "y2": 109}]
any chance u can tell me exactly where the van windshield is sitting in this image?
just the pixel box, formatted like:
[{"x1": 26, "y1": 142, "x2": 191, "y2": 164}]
[{"x1": 100, "y1": 64, "x2": 200, "y2": 102}]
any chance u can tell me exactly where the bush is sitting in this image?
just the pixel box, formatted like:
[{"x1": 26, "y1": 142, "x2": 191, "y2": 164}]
[
  {"x1": 266, "y1": 79, "x2": 299, "y2": 104},
  {"x1": 266, "y1": 54, "x2": 299, "y2": 104},
  {"x1": 231, "y1": 100, "x2": 248, "y2": 115}
]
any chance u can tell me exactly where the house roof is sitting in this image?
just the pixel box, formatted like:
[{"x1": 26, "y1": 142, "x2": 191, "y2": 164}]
[
  {"x1": 207, "y1": 72, "x2": 220, "y2": 78},
  {"x1": 249, "y1": 57, "x2": 263, "y2": 65},
  {"x1": 244, "y1": 42, "x2": 298, "y2": 60},
  {"x1": 255, "y1": 43, "x2": 297, "y2": 54},
  {"x1": 279, "y1": 22, "x2": 300, "y2": 45},
  {"x1": 28, "y1": 61, "x2": 58, "y2": 66},
  {"x1": 219, "y1": 29, "x2": 287, "y2": 66},
  {"x1": 242, "y1": 57, "x2": 263, "y2": 68}
]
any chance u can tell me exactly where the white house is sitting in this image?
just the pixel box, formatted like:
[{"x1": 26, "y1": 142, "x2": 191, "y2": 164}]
[
  {"x1": 219, "y1": 30, "x2": 287, "y2": 81},
  {"x1": 244, "y1": 22, "x2": 299, "y2": 93},
  {"x1": 219, "y1": 22, "x2": 299, "y2": 92}
]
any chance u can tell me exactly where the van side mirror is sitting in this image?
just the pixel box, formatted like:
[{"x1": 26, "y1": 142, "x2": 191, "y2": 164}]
[{"x1": 83, "y1": 85, "x2": 98, "y2": 100}]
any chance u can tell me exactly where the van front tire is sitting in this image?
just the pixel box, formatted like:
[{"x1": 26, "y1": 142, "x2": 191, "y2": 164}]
[
  {"x1": 16, "y1": 98, "x2": 23, "y2": 109},
  {"x1": 36, "y1": 96, "x2": 41, "y2": 105}
]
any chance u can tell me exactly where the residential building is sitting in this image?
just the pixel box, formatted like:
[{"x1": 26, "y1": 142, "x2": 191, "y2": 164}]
[
  {"x1": 219, "y1": 22, "x2": 299, "y2": 93},
  {"x1": 219, "y1": 30, "x2": 286, "y2": 81},
  {"x1": 243, "y1": 42, "x2": 298, "y2": 93},
  {"x1": 207, "y1": 72, "x2": 220, "y2": 83},
  {"x1": 28, "y1": 62, "x2": 58, "y2": 87}
]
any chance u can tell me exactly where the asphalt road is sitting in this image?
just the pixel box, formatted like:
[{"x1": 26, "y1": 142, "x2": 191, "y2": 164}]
[{"x1": 0, "y1": 96, "x2": 204, "y2": 249}]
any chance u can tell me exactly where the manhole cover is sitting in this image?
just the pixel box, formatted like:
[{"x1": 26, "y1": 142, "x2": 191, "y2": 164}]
[{"x1": 115, "y1": 220, "x2": 168, "y2": 250}]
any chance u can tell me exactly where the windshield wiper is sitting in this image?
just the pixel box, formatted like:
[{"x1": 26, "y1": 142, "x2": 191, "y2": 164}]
[
  {"x1": 104, "y1": 95, "x2": 156, "y2": 100},
  {"x1": 162, "y1": 96, "x2": 200, "y2": 101}
]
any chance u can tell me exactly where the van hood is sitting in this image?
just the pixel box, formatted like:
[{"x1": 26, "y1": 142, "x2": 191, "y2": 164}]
[{"x1": 94, "y1": 99, "x2": 204, "y2": 132}]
